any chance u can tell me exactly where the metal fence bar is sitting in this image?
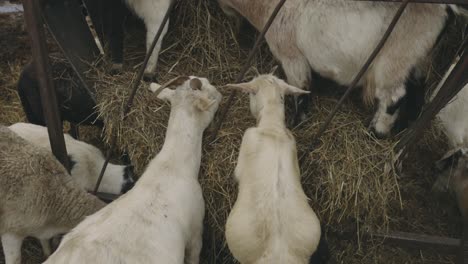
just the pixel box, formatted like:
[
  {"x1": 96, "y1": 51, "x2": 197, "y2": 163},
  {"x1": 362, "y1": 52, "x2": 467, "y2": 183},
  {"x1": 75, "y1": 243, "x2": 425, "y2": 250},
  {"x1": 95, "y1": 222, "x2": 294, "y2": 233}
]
[
  {"x1": 395, "y1": 45, "x2": 467, "y2": 155},
  {"x1": 23, "y1": 0, "x2": 70, "y2": 171},
  {"x1": 210, "y1": 0, "x2": 287, "y2": 140},
  {"x1": 373, "y1": 231, "x2": 460, "y2": 254},
  {"x1": 123, "y1": 0, "x2": 177, "y2": 116},
  {"x1": 94, "y1": 0, "x2": 177, "y2": 194},
  {"x1": 331, "y1": 229, "x2": 460, "y2": 254}
]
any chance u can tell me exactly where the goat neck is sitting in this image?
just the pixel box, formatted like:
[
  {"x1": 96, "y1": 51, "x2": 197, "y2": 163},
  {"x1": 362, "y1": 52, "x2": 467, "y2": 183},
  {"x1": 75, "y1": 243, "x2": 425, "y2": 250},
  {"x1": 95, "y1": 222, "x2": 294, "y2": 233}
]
[
  {"x1": 154, "y1": 107, "x2": 204, "y2": 177},
  {"x1": 257, "y1": 100, "x2": 287, "y2": 131}
]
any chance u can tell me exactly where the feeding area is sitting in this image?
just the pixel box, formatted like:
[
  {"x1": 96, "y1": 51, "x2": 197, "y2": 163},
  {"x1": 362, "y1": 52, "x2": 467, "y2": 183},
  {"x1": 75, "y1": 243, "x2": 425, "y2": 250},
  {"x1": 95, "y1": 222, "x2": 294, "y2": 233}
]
[{"x1": 0, "y1": 0, "x2": 467, "y2": 263}]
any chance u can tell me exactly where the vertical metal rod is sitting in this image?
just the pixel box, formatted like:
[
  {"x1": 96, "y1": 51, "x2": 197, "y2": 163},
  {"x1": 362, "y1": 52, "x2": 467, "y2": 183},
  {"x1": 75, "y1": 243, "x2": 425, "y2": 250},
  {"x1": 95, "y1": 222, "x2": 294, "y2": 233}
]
[
  {"x1": 94, "y1": 0, "x2": 176, "y2": 194},
  {"x1": 310, "y1": 0, "x2": 410, "y2": 148},
  {"x1": 93, "y1": 137, "x2": 114, "y2": 194},
  {"x1": 123, "y1": 0, "x2": 177, "y2": 116},
  {"x1": 395, "y1": 46, "x2": 467, "y2": 156},
  {"x1": 70, "y1": 123, "x2": 80, "y2": 139},
  {"x1": 23, "y1": 0, "x2": 70, "y2": 171},
  {"x1": 210, "y1": 0, "x2": 287, "y2": 140}
]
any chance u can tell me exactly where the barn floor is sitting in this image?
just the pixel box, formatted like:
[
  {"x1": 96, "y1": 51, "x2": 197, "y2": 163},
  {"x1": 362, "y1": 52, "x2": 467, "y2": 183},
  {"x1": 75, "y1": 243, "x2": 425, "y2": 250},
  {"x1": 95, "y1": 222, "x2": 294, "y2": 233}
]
[{"x1": 0, "y1": 4, "x2": 464, "y2": 264}]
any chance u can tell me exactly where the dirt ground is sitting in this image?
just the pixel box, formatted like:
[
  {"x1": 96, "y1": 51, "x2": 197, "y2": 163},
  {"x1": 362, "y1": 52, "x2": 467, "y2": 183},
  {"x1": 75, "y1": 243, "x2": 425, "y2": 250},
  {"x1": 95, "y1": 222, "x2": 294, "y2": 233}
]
[{"x1": 0, "y1": 4, "x2": 464, "y2": 264}]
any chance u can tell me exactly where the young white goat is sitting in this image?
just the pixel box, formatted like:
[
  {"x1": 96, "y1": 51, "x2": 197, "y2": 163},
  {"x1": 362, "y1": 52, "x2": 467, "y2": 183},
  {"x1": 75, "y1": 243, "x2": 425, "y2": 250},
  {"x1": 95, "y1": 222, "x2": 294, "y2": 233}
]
[
  {"x1": 224, "y1": 74, "x2": 326, "y2": 264},
  {"x1": 218, "y1": 0, "x2": 450, "y2": 137},
  {"x1": 0, "y1": 125, "x2": 105, "y2": 264},
  {"x1": 431, "y1": 57, "x2": 468, "y2": 216},
  {"x1": 44, "y1": 76, "x2": 222, "y2": 264},
  {"x1": 8, "y1": 122, "x2": 135, "y2": 195}
]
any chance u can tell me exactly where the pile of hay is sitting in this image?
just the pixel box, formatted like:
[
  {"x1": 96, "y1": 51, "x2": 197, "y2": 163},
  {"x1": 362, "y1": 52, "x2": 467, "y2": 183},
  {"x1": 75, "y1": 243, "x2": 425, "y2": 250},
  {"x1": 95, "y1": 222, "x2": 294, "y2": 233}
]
[
  {"x1": 89, "y1": 0, "x2": 410, "y2": 262},
  {"x1": 85, "y1": 0, "x2": 465, "y2": 263},
  {"x1": 0, "y1": 0, "x2": 464, "y2": 262}
]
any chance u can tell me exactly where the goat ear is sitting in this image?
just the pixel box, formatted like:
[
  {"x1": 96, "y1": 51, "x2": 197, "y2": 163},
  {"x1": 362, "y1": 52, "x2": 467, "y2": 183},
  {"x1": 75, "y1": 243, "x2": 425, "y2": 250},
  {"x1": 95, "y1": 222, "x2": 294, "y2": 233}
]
[
  {"x1": 224, "y1": 82, "x2": 257, "y2": 93},
  {"x1": 156, "y1": 88, "x2": 175, "y2": 102},
  {"x1": 195, "y1": 95, "x2": 216, "y2": 111},
  {"x1": 281, "y1": 82, "x2": 310, "y2": 95}
]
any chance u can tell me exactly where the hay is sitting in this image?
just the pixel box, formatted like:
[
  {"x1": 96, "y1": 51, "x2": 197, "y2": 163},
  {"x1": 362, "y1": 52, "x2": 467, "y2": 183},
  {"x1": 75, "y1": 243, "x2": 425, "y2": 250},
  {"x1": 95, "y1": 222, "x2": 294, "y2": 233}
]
[
  {"x1": 88, "y1": 1, "x2": 466, "y2": 263},
  {"x1": 89, "y1": 0, "x2": 427, "y2": 262},
  {"x1": 0, "y1": 0, "x2": 464, "y2": 263}
]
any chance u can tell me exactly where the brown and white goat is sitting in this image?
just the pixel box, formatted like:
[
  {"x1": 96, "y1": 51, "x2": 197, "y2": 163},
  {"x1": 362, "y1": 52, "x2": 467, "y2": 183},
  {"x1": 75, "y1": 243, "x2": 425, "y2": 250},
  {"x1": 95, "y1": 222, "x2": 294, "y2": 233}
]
[{"x1": 218, "y1": 0, "x2": 453, "y2": 137}]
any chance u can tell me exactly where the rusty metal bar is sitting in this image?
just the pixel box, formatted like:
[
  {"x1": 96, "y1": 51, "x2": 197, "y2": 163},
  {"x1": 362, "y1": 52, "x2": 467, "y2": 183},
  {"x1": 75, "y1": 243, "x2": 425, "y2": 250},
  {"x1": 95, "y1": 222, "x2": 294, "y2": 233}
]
[
  {"x1": 23, "y1": 0, "x2": 70, "y2": 171},
  {"x1": 395, "y1": 44, "x2": 467, "y2": 156},
  {"x1": 93, "y1": 134, "x2": 115, "y2": 194},
  {"x1": 309, "y1": 0, "x2": 410, "y2": 149},
  {"x1": 94, "y1": 0, "x2": 176, "y2": 194},
  {"x1": 69, "y1": 123, "x2": 80, "y2": 140},
  {"x1": 373, "y1": 231, "x2": 461, "y2": 254},
  {"x1": 93, "y1": 191, "x2": 119, "y2": 203},
  {"x1": 210, "y1": 0, "x2": 287, "y2": 140},
  {"x1": 331, "y1": 229, "x2": 461, "y2": 254},
  {"x1": 354, "y1": 0, "x2": 467, "y2": 3}
]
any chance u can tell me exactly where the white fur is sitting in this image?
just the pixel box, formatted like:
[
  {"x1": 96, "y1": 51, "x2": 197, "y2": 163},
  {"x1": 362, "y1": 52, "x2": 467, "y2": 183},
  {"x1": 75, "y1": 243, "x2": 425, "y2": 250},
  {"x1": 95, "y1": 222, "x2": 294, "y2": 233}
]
[
  {"x1": 219, "y1": 0, "x2": 448, "y2": 136},
  {"x1": 44, "y1": 76, "x2": 222, "y2": 264},
  {"x1": 0, "y1": 126, "x2": 105, "y2": 264},
  {"x1": 225, "y1": 74, "x2": 321, "y2": 264},
  {"x1": 124, "y1": 0, "x2": 172, "y2": 76},
  {"x1": 8, "y1": 123, "x2": 133, "y2": 195}
]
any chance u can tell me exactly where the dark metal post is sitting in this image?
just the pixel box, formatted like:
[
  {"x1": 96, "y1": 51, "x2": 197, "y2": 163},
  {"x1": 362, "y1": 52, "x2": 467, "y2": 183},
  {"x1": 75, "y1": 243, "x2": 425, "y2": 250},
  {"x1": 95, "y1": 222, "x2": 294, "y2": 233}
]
[
  {"x1": 23, "y1": 0, "x2": 70, "y2": 171},
  {"x1": 395, "y1": 46, "x2": 467, "y2": 156}
]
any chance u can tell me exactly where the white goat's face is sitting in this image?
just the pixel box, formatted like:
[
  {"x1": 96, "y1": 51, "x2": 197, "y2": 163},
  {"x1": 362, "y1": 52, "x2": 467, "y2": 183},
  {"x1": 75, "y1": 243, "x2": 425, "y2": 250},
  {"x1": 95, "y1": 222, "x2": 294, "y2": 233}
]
[
  {"x1": 156, "y1": 76, "x2": 222, "y2": 129},
  {"x1": 225, "y1": 74, "x2": 309, "y2": 120}
]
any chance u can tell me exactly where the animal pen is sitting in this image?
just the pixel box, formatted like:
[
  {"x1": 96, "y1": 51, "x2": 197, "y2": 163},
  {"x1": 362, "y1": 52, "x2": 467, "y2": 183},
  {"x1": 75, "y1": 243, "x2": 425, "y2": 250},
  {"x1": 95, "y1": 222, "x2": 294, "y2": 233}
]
[{"x1": 1, "y1": 0, "x2": 467, "y2": 263}]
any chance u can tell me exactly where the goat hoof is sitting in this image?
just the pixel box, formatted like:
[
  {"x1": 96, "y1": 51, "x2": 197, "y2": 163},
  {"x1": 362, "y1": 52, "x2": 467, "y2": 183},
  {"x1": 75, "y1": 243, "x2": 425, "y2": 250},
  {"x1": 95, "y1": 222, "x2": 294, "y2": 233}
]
[{"x1": 110, "y1": 63, "x2": 123, "y2": 75}]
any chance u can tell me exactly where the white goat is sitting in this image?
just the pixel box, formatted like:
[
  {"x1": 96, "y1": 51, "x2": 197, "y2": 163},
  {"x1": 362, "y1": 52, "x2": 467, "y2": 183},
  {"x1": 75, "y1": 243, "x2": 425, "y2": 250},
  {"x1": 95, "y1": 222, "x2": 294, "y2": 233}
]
[
  {"x1": 218, "y1": 0, "x2": 450, "y2": 137},
  {"x1": 431, "y1": 57, "x2": 468, "y2": 217},
  {"x1": 44, "y1": 76, "x2": 222, "y2": 264},
  {"x1": 125, "y1": 0, "x2": 173, "y2": 78},
  {"x1": 0, "y1": 125, "x2": 105, "y2": 264},
  {"x1": 8, "y1": 122, "x2": 135, "y2": 195},
  {"x1": 224, "y1": 74, "x2": 323, "y2": 264}
]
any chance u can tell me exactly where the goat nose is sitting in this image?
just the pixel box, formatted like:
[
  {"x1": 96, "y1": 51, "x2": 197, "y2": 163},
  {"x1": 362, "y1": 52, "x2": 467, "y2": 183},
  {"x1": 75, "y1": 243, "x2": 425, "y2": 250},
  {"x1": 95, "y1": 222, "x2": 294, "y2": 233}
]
[{"x1": 190, "y1": 78, "x2": 202, "y2": 90}]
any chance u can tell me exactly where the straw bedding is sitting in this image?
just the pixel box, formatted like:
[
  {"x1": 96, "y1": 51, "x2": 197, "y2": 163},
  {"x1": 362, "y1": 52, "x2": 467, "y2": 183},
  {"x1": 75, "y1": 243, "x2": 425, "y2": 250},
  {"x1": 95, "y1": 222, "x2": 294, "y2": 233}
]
[
  {"x1": 0, "y1": 1, "x2": 466, "y2": 263},
  {"x1": 90, "y1": 1, "x2": 465, "y2": 263}
]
